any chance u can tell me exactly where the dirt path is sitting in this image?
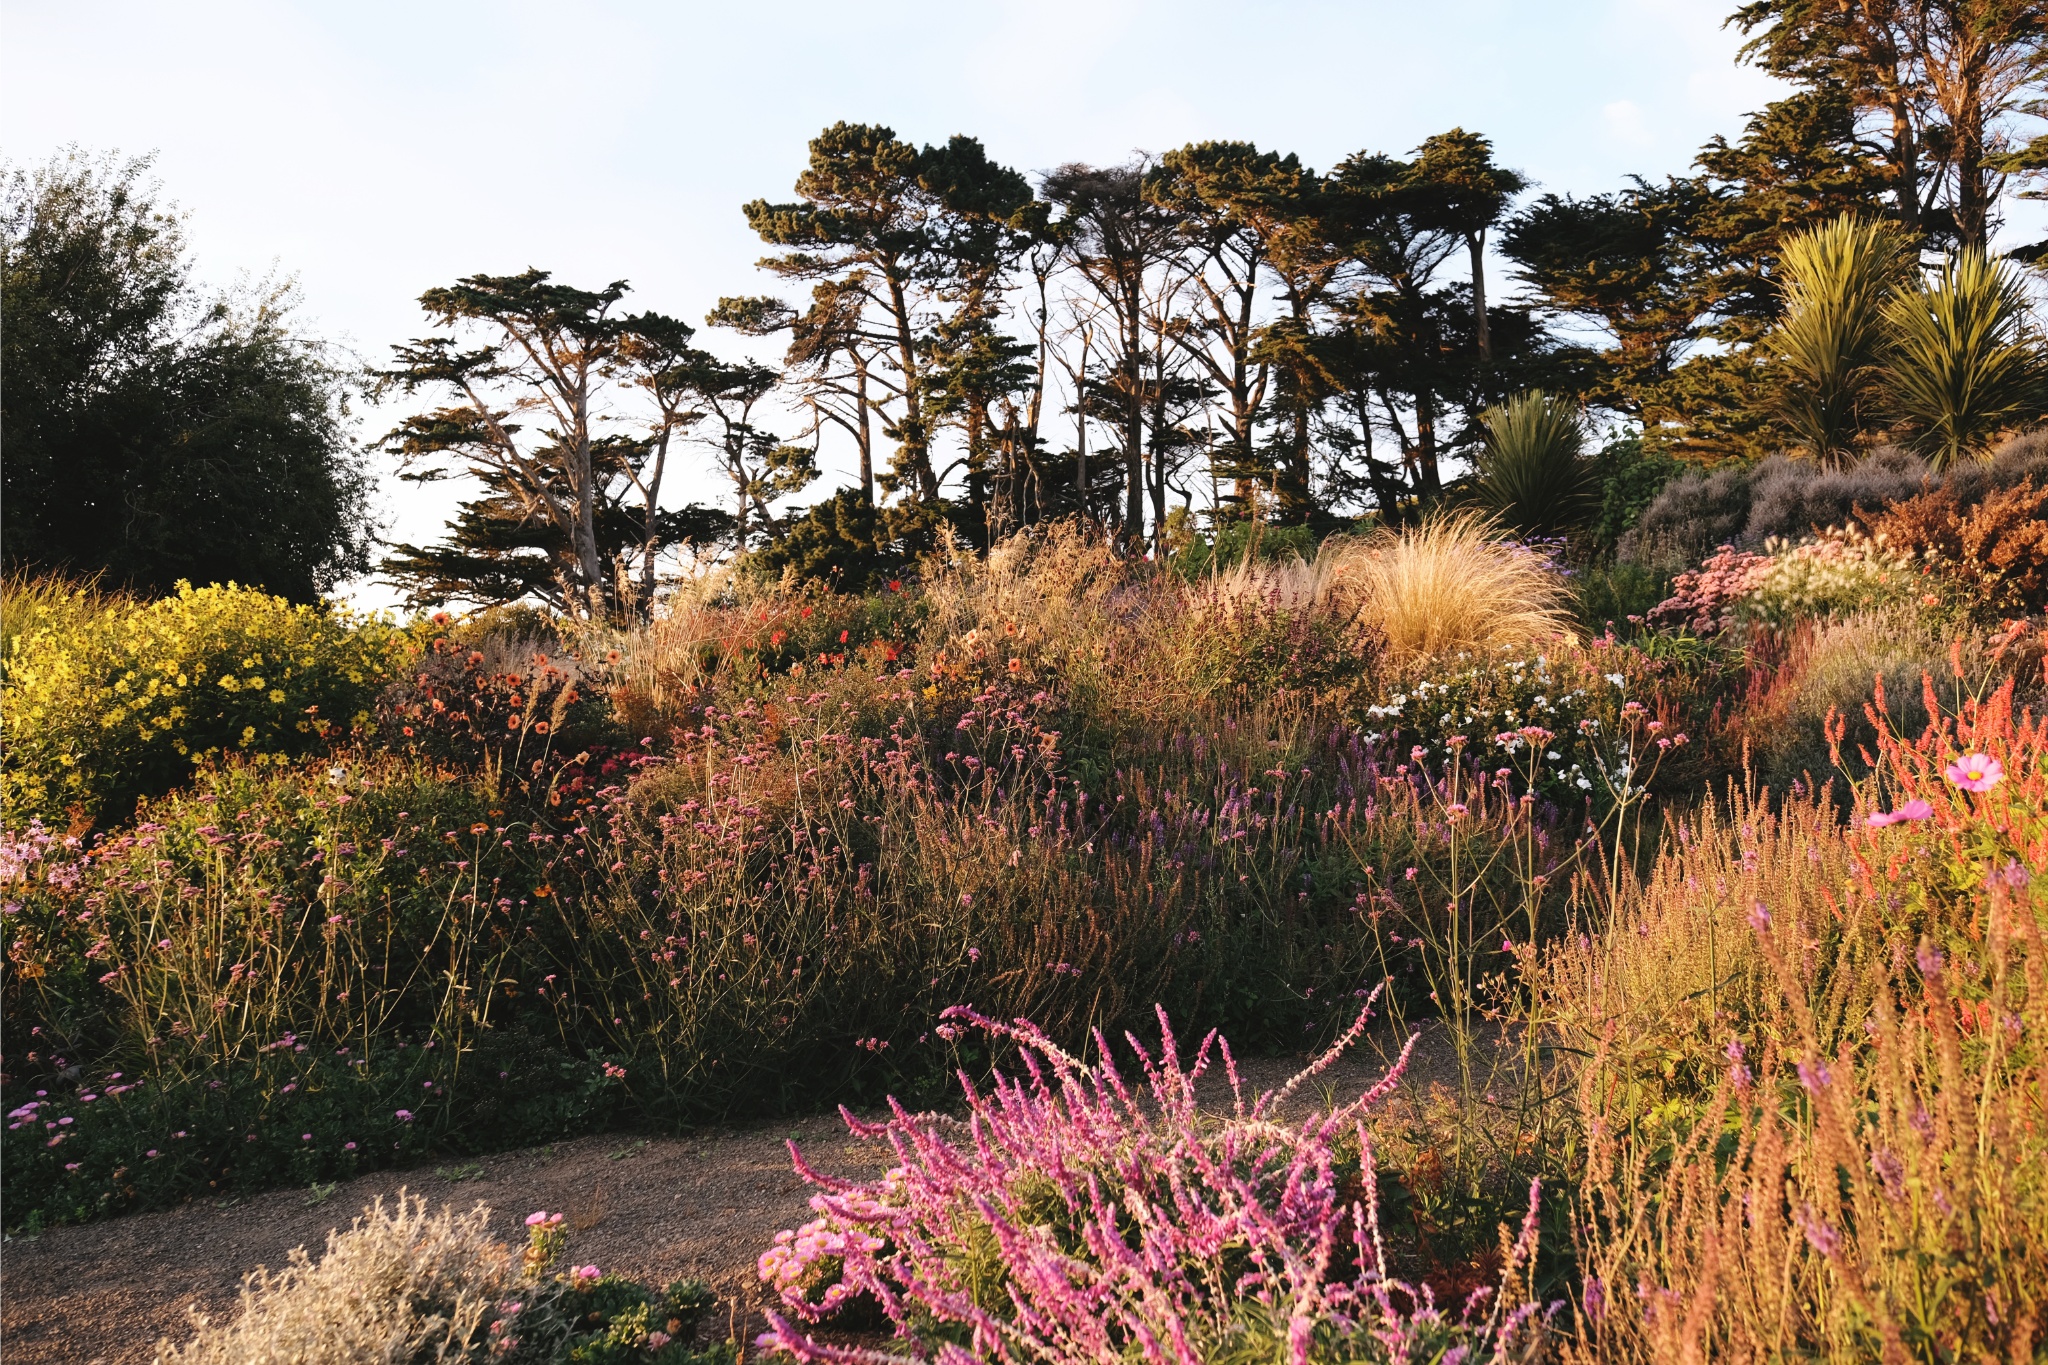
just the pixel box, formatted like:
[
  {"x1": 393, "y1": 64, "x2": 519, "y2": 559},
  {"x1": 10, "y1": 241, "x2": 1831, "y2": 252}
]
[{"x1": 1, "y1": 1033, "x2": 1454, "y2": 1364}]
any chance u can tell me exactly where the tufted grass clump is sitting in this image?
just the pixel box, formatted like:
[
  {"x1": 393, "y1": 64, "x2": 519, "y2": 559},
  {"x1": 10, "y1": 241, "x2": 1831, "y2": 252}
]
[{"x1": 1324, "y1": 512, "x2": 1575, "y2": 661}]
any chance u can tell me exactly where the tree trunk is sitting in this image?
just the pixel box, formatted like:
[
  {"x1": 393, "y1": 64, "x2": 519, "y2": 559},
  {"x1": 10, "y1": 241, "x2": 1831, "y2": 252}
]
[
  {"x1": 571, "y1": 369, "x2": 604, "y2": 618},
  {"x1": 1469, "y1": 229, "x2": 1491, "y2": 360},
  {"x1": 886, "y1": 270, "x2": 938, "y2": 503}
]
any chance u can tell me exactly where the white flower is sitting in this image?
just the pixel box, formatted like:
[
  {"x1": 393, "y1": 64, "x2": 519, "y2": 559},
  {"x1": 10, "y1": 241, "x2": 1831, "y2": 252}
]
[{"x1": 1605, "y1": 673, "x2": 1625, "y2": 687}]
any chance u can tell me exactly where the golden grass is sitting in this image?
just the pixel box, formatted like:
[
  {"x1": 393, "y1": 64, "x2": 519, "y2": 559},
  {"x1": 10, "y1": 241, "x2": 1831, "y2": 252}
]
[{"x1": 1323, "y1": 511, "x2": 1575, "y2": 659}]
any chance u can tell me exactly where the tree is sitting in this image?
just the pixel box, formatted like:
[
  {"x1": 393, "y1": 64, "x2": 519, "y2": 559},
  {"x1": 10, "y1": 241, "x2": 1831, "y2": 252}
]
[
  {"x1": 671, "y1": 351, "x2": 818, "y2": 545},
  {"x1": 1145, "y1": 143, "x2": 1287, "y2": 516},
  {"x1": 2, "y1": 149, "x2": 372, "y2": 600},
  {"x1": 377, "y1": 270, "x2": 702, "y2": 621},
  {"x1": 1767, "y1": 214, "x2": 1915, "y2": 463},
  {"x1": 743, "y1": 124, "x2": 1035, "y2": 508},
  {"x1": 1882, "y1": 246, "x2": 2045, "y2": 465},
  {"x1": 1042, "y1": 160, "x2": 1191, "y2": 543},
  {"x1": 1408, "y1": 130, "x2": 1529, "y2": 361},
  {"x1": 1319, "y1": 141, "x2": 1546, "y2": 510},
  {"x1": 378, "y1": 463, "x2": 731, "y2": 613},
  {"x1": 1500, "y1": 180, "x2": 1712, "y2": 430},
  {"x1": 1732, "y1": 0, "x2": 2048, "y2": 249}
]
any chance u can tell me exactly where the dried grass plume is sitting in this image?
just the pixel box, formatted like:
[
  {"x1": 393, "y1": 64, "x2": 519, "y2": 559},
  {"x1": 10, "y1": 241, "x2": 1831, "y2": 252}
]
[{"x1": 1327, "y1": 511, "x2": 1574, "y2": 659}]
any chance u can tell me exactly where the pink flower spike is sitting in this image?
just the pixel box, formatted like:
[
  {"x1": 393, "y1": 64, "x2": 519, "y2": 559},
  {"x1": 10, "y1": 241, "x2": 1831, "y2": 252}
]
[{"x1": 1945, "y1": 753, "x2": 2004, "y2": 792}]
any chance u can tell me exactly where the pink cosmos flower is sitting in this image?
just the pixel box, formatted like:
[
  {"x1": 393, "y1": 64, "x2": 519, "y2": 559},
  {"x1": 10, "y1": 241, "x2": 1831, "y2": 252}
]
[
  {"x1": 1867, "y1": 798, "x2": 1936, "y2": 828},
  {"x1": 1945, "y1": 753, "x2": 2004, "y2": 792}
]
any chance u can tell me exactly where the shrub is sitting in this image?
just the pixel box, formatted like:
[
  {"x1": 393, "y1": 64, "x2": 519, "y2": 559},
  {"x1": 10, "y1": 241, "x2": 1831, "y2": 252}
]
[
  {"x1": 1766, "y1": 214, "x2": 1914, "y2": 464},
  {"x1": 156, "y1": 1191, "x2": 727, "y2": 1364},
  {"x1": 1, "y1": 580, "x2": 401, "y2": 827},
  {"x1": 1624, "y1": 450, "x2": 1931, "y2": 570},
  {"x1": 757, "y1": 1003, "x2": 1557, "y2": 1365},
  {"x1": 1620, "y1": 462, "x2": 1754, "y2": 571},
  {"x1": 1328, "y1": 513, "x2": 1575, "y2": 660},
  {"x1": 1744, "y1": 446, "x2": 1929, "y2": 545},
  {"x1": 1882, "y1": 248, "x2": 2046, "y2": 469},
  {"x1": 1588, "y1": 433, "x2": 1685, "y2": 556},
  {"x1": 1471, "y1": 390, "x2": 1598, "y2": 535},
  {"x1": 1865, "y1": 476, "x2": 2048, "y2": 619}
]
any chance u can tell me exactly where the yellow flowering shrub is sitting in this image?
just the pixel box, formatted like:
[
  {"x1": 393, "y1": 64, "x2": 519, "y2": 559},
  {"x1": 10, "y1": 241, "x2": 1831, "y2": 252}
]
[{"x1": 2, "y1": 581, "x2": 404, "y2": 826}]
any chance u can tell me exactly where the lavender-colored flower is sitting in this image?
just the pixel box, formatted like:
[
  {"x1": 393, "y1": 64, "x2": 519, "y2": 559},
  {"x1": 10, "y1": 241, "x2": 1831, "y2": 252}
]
[
  {"x1": 1870, "y1": 1149, "x2": 1905, "y2": 1202},
  {"x1": 1796, "y1": 1204, "x2": 1842, "y2": 1258}
]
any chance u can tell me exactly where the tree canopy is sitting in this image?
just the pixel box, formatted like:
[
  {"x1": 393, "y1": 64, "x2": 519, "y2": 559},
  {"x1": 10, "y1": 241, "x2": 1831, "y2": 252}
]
[{"x1": 2, "y1": 149, "x2": 373, "y2": 601}]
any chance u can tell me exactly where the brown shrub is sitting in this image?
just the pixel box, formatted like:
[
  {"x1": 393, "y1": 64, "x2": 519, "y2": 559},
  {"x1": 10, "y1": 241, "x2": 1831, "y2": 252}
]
[{"x1": 1862, "y1": 476, "x2": 2048, "y2": 617}]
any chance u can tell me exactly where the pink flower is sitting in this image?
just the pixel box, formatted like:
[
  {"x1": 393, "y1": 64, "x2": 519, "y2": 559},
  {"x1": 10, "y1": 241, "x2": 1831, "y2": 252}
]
[
  {"x1": 1945, "y1": 753, "x2": 2004, "y2": 792},
  {"x1": 648, "y1": 1330, "x2": 671, "y2": 1349},
  {"x1": 525, "y1": 1211, "x2": 549, "y2": 1226},
  {"x1": 395, "y1": 1109, "x2": 414, "y2": 1122},
  {"x1": 1867, "y1": 798, "x2": 1936, "y2": 828}
]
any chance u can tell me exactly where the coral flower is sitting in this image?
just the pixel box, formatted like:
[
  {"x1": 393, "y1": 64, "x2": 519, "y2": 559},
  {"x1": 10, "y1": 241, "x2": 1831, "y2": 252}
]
[{"x1": 1944, "y1": 754, "x2": 2004, "y2": 792}]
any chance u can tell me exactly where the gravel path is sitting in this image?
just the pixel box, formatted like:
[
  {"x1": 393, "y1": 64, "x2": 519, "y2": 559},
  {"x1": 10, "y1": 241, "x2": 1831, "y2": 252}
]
[{"x1": 1, "y1": 1031, "x2": 1454, "y2": 1364}]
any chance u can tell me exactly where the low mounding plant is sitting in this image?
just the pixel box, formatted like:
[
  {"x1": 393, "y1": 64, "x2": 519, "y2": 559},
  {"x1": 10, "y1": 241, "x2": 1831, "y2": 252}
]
[
  {"x1": 757, "y1": 998, "x2": 1557, "y2": 1365},
  {"x1": 1650, "y1": 528, "x2": 1910, "y2": 634},
  {"x1": 1472, "y1": 390, "x2": 1598, "y2": 535},
  {"x1": 1329, "y1": 512, "x2": 1574, "y2": 660},
  {"x1": 157, "y1": 1190, "x2": 725, "y2": 1364},
  {"x1": 1, "y1": 580, "x2": 401, "y2": 827}
]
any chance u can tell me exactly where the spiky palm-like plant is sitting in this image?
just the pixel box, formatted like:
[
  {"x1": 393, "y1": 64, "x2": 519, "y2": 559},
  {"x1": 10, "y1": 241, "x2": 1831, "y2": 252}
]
[
  {"x1": 1472, "y1": 389, "x2": 1595, "y2": 535},
  {"x1": 1769, "y1": 215, "x2": 1914, "y2": 466},
  {"x1": 1882, "y1": 249, "x2": 2044, "y2": 470}
]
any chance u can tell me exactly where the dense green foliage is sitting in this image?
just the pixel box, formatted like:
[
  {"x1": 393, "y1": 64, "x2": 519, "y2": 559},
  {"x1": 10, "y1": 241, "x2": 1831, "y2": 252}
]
[{"x1": 1, "y1": 152, "x2": 373, "y2": 600}]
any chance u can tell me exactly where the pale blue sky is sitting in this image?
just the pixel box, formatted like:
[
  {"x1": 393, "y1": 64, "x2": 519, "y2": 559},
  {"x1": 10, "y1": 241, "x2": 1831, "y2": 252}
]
[{"x1": 7, "y1": 0, "x2": 1814, "y2": 600}]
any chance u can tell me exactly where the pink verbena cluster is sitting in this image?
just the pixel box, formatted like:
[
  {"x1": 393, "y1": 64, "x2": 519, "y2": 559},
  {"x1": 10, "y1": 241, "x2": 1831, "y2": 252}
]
[
  {"x1": 756, "y1": 993, "x2": 1554, "y2": 1365},
  {"x1": 1648, "y1": 545, "x2": 1772, "y2": 635}
]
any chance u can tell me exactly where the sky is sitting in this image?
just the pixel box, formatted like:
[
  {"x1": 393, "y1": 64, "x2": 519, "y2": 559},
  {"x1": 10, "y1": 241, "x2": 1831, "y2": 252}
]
[{"x1": 5, "y1": 0, "x2": 1807, "y2": 605}]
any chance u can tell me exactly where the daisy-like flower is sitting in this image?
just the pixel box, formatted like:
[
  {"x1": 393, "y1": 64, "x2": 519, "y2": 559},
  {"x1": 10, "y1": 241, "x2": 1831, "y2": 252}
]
[
  {"x1": 1945, "y1": 753, "x2": 2004, "y2": 792},
  {"x1": 1867, "y1": 798, "x2": 1935, "y2": 828}
]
